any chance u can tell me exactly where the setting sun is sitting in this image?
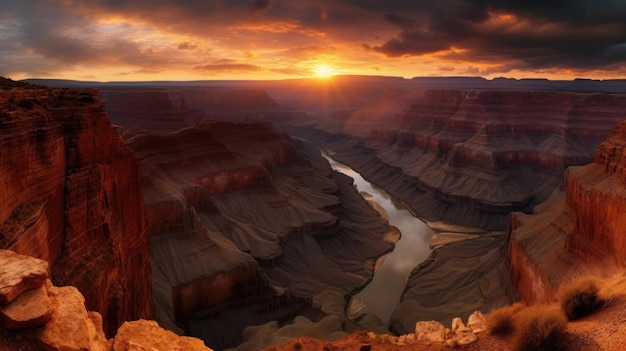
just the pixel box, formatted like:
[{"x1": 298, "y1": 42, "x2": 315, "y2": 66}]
[{"x1": 314, "y1": 64, "x2": 335, "y2": 78}]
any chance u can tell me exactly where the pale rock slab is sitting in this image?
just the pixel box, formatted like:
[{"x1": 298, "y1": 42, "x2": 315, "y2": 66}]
[
  {"x1": 0, "y1": 285, "x2": 51, "y2": 329},
  {"x1": 415, "y1": 321, "x2": 447, "y2": 344},
  {"x1": 467, "y1": 310, "x2": 487, "y2": 334},
  {"x1": 0, "y1": 250, "x2": 48, "y2": 304},
  {"x1": 37, "y1": 285, "x2": 108, "y2": 351},
  {"x1": 451, "y1": 317, "x2": 471, "y2": 333},
  {"x1": 113, "y1": 320, "x2": 213, "y2": 351}
]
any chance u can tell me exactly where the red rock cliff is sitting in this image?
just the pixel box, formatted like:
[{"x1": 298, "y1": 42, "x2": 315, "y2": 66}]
[
  {"x1": 0, "y1": 86, "x2": 152, "y2": 336},
  {"x1": 508, "y1": 118, "x2": 626, "y2": 304}
]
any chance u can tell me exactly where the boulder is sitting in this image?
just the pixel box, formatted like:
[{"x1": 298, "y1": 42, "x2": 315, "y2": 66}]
[
  {"x1": 112, "y1": 320, "x2": 213, "y2": 351},
  {"x1": 0, "y1": 285, "x2": 51, "y2": 330},
  {"x1": 414, "y1": 321, "x2": 447, "y2": 344},
  {"x1": 38, "y1": 285, "x2": 108, "y2": 351},
  {"x1": 451, "y1": 317, "x2": 470, "y2": 333},
  {"x1": 0, "y1": 250, "x2": 48, "y2": 304},
  {"x1": 467, "y1": 310, "x2": 487, "y2": 333},
  {"x1": 445, "y1": 330, "x2": 477, "y2": 348}
]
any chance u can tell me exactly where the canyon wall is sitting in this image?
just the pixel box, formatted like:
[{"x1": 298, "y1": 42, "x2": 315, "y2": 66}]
[
  {"x1": 508, "y1": 119, "x2": 626, "y2": 304},
  {"x1": 99, "y1": 87, "x2": 280, "y2": 134},
  {"x1": 0, "y1": 85, "x2": 152, "y2": 336},
  {"x1": 123, "y1": 120, "x2": 395, "y2": 350},
  {"x1": 293, "y1": 89, "x2": 626, "y2": 230}
]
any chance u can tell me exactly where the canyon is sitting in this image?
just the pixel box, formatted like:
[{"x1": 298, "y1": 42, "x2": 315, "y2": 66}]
[{"x1": 3, "y1": 75, "x2": 626, "y2": 350}]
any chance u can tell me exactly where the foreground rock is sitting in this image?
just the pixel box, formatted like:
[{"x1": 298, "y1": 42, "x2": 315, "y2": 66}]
[
  {"x1": 0, "y1": 285, "x2": 51, "y2": 330},
  {"x1": 113, "y1": 320, "x2": 209, "y2": 351},
  {"x1": 0, "y1": 249, "x2": 213, "y2": 351},
  {"x1": 0, "y1": 250, "x2": 47, "y2": 304}
]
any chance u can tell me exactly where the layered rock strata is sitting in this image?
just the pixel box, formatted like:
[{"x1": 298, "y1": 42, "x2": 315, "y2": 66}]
[
  {"x1": 124, "y1": 121, "x2": 394, "y2": 350},
  {"x1": 99, "y1": 89, "x2": 204, "y2": 133},
  {"x1": 99, "y1": 87, "x2": 280, "y2": 134},
  {"x1": 0, "y1": 86, "x2": 152, "y2": 336},
  {"x1": 0, "y1": 249, "x2": 212, "y2": 351},
  {"x1": 508, "y1": 119, "x2": 626, "y2": 304},
  {"x1": 293, "y1": 90, "x2": 626, "y2": 230}
]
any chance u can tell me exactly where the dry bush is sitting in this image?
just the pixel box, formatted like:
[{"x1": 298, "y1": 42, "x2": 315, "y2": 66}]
[
  {"x1": 486, "y1": 302, "x2": 524, "y2": 336},
  {"x1": 512, "y1": 305, "x2": 567, "y2": 351},
  {"x1": 558, "y1": 276, "x2": 603, "y2": 321}
]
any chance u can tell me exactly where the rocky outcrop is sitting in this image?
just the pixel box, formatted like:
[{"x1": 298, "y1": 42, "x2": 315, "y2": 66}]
[
  {"x1": 508, "y1": 119, "x2": 626, "y2": 304},
  {"x1": 182, "y1": 87, "x2": 279, "y2": 120},
  {"x1": 99, "y1": 87, "x2": 280, "y2": 133},
  {"x1": 0, "y1": 249, "x2": 212, "y2": 351},
  {"x1": 293, "y1": 90, "x2": 626, "y2": 230},
  {"x1": 0, "y1": 87, "x2": 152, "y2": 336},
  {"x1": 124, "y1": 121, "x2": 394, "y2": 350},
  {"x1": 99, "y1": 89, "x2": 204, "y2": 133}
]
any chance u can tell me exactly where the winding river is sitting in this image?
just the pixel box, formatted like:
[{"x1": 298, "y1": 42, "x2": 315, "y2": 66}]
[{"x1": 322, "y1": 153, "x2": 434, "y2": 327}]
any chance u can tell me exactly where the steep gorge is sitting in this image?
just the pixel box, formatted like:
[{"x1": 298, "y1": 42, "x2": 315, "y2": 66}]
[
  {"x1": 293, "y1": 89, "x2": 626, "y2": 230},
  {"x1": 288, "y1": 88, "x2": 626, "y2": 335},
  {"x1": 122, "y1": 119, "x2": 395, "y2": 350}
]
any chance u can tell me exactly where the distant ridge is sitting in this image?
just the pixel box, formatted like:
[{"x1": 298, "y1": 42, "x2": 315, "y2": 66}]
[{"x1": 22, "y1": 75, "x2": 626, "y2": 93}]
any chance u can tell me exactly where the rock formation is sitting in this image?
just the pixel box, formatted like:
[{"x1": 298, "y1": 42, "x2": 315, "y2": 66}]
[
  {"x1": 98, "y1": 89, "x2": 204, "y2": 133},
  {"x1": 99, "y1": 87, "x2": 280, "y2": 134},
  {"x1": 0, "y1": 249, "x2": 212, "y2": 351},
  {"x1": 0, "y1": 85, "x2": 152, "y2": 336},
  {"x1": 293, "y1": 89, "x2": 626, "y2": 230},
  {"x1": 508, "y1": 119, "x2": 626, "y2": 304},
  {"x1": 123, "y1": 120, "x2": 395, "y2": 350}
]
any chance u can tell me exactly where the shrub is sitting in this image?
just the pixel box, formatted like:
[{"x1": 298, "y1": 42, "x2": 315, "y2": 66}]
[
  {"x1": 512, "y1": 305, "x2": 567, "y2": 351},
  {"x1": 487, "y1": 302, "x2": 524, "y2": 336},
  {"x1": 558, "y1": 276, "x2": 603, "y2": 321}
]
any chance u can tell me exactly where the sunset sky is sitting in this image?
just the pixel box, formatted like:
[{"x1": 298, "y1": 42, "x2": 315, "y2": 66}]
[{"x1": 1, "y1": 0, "x2": 626, "y2": 81}]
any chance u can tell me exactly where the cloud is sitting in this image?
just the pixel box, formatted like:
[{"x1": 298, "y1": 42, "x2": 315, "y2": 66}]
[
  {"x1": 270, "y1": 67, "x2": 310, "y2": 76},
  {"x1": 194, "y1": 62, "x2": 262, "y2": 73},
  {"x1": 250, "y1": 0, "x2": 271, "y2": 15},
  {"x1": 1, "y1": 0, "x2": 625, "y2": 79},
  {"x1": 438, "y1": 66, "x2": 455, "y2": 72},
  {"x1": 367, "y1": 0, "x2": 626, "y2": 71},
  {"x1": 177, "y1": 42, "x2": 197, "y2": 50}
]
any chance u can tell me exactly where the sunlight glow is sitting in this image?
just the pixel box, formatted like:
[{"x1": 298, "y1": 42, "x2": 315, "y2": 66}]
[{"x1": 314, "y1": 64, "x2": 335, "y2": 78}]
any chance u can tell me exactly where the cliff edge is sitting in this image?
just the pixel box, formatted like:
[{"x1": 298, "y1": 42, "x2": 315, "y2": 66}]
[{"x1": 0, "y1": 81, "x2": 152, "y2": 336}]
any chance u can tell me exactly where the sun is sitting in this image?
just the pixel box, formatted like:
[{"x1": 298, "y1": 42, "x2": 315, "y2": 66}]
[{"x1": 313, "y1": 64, "x2": 335, "y2": 78}]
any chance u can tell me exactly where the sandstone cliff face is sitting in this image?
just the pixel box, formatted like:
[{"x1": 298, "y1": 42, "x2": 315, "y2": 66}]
[
  {"x1": 124, "y1": 120, "x2": 394, "y2": 350},
  {"x1": 294, "y1": 89, "x2": 626, "y2": 230},
  {"x1": 508, "y1": 119, "x2": 626, "y2": 304},
  {"x1": 0, "y1": 87, "x2": 152, "y2": 336}
]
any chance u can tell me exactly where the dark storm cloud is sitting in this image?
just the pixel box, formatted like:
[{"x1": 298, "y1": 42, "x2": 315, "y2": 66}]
[
  {"x1": 1, "y1": 0, "x2": 625, "y2": 78},
  {"x1": 250, "y1": 0, "x2": 272, "y2": 15},
  {"x1": 368, "y1": 0, "x2": 626, "y2": 70}
]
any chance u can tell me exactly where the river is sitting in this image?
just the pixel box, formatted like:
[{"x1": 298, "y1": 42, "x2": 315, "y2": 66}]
[{"x1": 322, "y1": 153, "x2": 434, "y2": 327}]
